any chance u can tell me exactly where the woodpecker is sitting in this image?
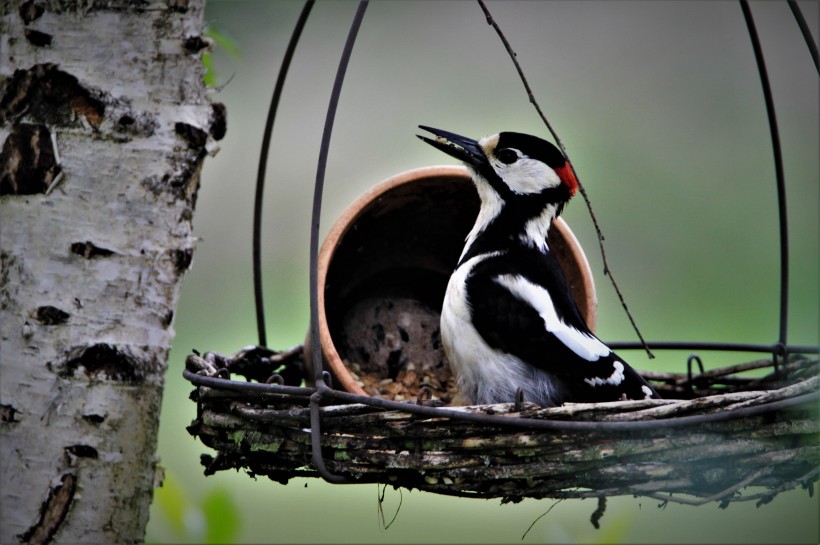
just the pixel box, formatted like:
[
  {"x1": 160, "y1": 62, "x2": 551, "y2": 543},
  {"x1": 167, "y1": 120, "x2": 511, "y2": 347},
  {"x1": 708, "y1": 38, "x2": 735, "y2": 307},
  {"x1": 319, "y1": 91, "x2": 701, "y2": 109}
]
[{"x1": 417, "y1": 125, "x2": 659, "y2": 407}]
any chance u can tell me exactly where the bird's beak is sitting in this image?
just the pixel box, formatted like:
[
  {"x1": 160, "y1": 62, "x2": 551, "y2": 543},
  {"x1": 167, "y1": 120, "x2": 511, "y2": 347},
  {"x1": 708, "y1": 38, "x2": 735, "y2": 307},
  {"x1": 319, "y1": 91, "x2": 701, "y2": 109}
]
[{"x1": 417, "y1": 125, "x2": 486, "y2": 168}]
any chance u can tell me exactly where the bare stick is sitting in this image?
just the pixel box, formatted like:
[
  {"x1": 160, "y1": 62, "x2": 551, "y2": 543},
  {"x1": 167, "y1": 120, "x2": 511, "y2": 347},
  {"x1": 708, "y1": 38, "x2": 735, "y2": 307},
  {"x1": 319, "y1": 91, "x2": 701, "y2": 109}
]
[
  {"x1": 476, "y1": 0, "x2": 654, "y2": 358},
  {"x1": 646, "y1": 467, "x2": 769, "y2": 507}
]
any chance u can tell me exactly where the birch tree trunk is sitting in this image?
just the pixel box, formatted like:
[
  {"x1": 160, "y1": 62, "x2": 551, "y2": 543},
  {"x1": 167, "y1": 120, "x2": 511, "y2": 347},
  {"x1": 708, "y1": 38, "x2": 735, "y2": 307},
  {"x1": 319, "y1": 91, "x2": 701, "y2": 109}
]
[{"x1": 0, "y1": 1, "x2": 221, "y2": 542}]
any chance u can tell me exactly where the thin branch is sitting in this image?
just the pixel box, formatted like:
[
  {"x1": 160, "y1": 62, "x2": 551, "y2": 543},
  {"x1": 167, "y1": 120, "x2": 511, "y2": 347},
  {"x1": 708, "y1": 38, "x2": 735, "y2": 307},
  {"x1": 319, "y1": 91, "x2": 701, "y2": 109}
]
[
  {"x1": 521, "y1": 498, "x2": 563, "y2": 540},
  {"x1": 377, "y1": 484, "x2": 403, "y2": 530},
  {"x1": 645, "y1": 467, "x2": 769, "y2": 507},
  {"x1": 476, "y1": 0, "x2": 653, "y2": 358},
  {"x1": 711, "y1": 466, "x2": 820, "y2": 506}
]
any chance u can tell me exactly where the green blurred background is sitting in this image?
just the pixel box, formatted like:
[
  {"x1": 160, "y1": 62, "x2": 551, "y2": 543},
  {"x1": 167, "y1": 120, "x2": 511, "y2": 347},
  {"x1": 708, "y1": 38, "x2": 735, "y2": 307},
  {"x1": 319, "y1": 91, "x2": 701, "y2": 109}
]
[{"x1": 146, "y1": 1, "x2": 819, "y2": 543}]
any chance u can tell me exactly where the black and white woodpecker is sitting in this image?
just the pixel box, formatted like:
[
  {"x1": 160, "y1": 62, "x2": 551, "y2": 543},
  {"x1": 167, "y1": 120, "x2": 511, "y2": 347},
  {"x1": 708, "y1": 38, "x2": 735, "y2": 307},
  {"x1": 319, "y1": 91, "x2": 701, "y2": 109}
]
[{"x1": 417, "y1": 125, "x2": 659, "y2": 407}]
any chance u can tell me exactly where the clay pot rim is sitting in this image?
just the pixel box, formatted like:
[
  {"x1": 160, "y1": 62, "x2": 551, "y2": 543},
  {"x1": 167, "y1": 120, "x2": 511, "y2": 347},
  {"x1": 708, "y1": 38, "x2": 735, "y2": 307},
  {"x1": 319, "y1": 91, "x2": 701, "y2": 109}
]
[{"x1": 316, "y1": 165, "x2": 597, "y2": 397}]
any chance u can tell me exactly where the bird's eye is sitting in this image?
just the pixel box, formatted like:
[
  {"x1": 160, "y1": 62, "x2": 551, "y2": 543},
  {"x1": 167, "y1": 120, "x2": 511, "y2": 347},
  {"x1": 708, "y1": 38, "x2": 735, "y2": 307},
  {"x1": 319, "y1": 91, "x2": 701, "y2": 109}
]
[{"x1": 497, "y1": 148, "x2": 518, "y2": 165}]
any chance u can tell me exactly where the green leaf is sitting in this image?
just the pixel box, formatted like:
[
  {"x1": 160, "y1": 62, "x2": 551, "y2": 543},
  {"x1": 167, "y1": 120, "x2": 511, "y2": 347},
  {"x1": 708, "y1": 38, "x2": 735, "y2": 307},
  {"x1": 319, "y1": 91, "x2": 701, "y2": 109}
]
[
  {"x1": 152, "y1": 470, "x2": 189, "y2": 535},
  {"x1": 202, "y1": 26, "x2": 240, "y2": 88},
  {"x1": 202, "y1": 487, "x2": 241, "y2": 544},
  {"x1": 205, "y1": 27, "x2": 240, "y2": 59},
  {"x1": 202, "y1": 52, "x2": 218, "y2": 88}
]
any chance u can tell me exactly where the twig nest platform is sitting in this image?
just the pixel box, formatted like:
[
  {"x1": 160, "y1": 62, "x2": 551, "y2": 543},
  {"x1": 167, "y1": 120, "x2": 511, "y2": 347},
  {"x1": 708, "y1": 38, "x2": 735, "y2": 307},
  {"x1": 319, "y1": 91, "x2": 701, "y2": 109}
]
[
  {"x1": 184, "y1": 171, "x2": 818, "y2": 505},
  {"x1": 184, "y1": 349, "x2": 819, "y2": 505}
]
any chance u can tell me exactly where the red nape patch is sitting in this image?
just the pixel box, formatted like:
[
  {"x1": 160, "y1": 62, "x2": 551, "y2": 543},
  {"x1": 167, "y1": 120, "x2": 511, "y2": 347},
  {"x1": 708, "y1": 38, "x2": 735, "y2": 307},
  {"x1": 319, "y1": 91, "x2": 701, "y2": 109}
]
[{"x1": 555, "y1": 163, "x2": 579, "y2": 197}]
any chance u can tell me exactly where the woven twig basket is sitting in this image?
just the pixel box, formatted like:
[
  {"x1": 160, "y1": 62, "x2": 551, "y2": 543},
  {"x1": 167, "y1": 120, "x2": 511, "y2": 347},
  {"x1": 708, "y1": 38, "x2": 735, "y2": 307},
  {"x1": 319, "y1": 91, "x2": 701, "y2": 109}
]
[{"x1": 184, "y1": 349, "x2": 818, "y2": 506}]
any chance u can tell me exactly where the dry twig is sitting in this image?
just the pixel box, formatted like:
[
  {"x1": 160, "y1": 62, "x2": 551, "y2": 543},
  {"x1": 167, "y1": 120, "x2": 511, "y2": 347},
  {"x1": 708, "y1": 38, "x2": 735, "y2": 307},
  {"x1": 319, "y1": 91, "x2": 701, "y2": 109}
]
[{"x1": 476, "y1": 0, "x2": 654, "y2": 357}]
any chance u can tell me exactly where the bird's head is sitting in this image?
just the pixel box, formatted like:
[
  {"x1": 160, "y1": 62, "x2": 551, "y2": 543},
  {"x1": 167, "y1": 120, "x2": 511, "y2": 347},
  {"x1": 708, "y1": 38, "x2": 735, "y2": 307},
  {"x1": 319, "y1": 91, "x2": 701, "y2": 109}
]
[
  {"x1": 418, "y1": 125, "x2": 580, "y2": 256},
  {"x1": 417, "y1": 125, "x2": 578, "y2": 203}
]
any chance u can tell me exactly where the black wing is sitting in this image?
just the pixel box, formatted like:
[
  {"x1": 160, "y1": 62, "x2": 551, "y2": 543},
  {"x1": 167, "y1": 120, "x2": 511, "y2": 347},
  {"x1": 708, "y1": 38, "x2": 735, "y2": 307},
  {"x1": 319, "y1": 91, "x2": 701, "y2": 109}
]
[{"x1": 467, "y1": 250, "x2": 658, "y2": 403}]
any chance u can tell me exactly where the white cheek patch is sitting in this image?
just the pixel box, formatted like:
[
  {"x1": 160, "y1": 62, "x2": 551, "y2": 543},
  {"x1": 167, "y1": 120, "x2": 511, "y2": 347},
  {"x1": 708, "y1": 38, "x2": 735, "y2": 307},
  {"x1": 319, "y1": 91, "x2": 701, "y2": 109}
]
[
  {"x1": 494, "y1": 274, "x2": 611, "y2": 361},
  {"x1": 494, "y1": 158, "x2": 562, "y2": 195}
]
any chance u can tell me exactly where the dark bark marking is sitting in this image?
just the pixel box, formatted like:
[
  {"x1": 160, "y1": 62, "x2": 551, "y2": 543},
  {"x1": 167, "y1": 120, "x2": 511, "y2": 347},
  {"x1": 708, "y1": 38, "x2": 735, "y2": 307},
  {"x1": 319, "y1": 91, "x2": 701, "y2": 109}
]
[
  {"x1": 111, "y1": 109, "x2": 157, "y2": 139},
  {"x1": 170, "y1": 247, "x2": 193, "y2": 276},
  {"x1": 81, "y1": 413, "x2": 105, "y2": 424},
  {"x1": 69, "y1": 241, "x2": 115, "y2": 259},
  {"x1": 142, "y1": 144, "x2": 205, "y2": 199},
  {"x1": 0, "y1": 123, "x2": 60, "y2": 195},
  {"x1": 65, "y1": 445, "x2": 99, "y2": 459},
  {"x1": 18, "y1": 473, "x2": 76, "y2": 545},
  {"x1": 33, "y1": 305, "x2": 70, "y2": 325},
  {"x1": 0, "y1": 64, "x2": 105, "y2": 127},
  {"x1": 161, "y1": 310, "x2": 174, "y2": 328},
  {"x1": 174, "y1": 121, "x2": 207, "y2": 149},
  {"x1": 168, "y1": 0, "x2": 190, "y2": 13},
  {"x1": 52, "y1": 344, "x2": 150, "y2": 383},
  {"x1": 209, "y1": 102, "x2": 227, "y2": 141},
  {"x1": 183, "y1": 35, "x2": 210, "y2": 53},
  {"x1": 19, "y1": 1, "x2": 46, "y2": 24},
  {"x1": 1, "y1": 404, "x2": 19, "y2": 423},
  {"x1": 24, "y1": 29, "x2": 53, "y2": 47}
]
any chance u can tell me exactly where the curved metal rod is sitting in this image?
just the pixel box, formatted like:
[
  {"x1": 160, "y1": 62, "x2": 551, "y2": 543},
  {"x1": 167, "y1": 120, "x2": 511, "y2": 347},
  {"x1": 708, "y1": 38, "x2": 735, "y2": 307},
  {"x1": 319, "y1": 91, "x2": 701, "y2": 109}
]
[
  {"x1": 183, "y1": 368, "x2": 316, "y2": 396},
  {"x1": 310, "y1": 392, "x2": 350, "y2": 483},
  {"x1": 308, "y1": 0, "x2": 370, "y2": 485},
  {"x1": 787, "y1": 0, "x2": 819, "y2": 74},
  {"x1": 309, "y1": 0, "x2": 369, "y2": 389},
  {"x1": 740, "y1": 0, "x2": 789, "y2": 354},
  {"x1": 607, "y1": 341, "x2": 818, "y2": 354},
  {"x1": 252, "y1": 1, "x2": 315, "y2": 347}
]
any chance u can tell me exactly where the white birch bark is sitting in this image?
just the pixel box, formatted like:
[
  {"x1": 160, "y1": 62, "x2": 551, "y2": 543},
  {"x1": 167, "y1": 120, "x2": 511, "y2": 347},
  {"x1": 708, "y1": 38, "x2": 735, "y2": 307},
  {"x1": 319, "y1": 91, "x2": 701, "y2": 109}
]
[{"x1": 0, "y1": 1, "x2": 221, "y2": 543}]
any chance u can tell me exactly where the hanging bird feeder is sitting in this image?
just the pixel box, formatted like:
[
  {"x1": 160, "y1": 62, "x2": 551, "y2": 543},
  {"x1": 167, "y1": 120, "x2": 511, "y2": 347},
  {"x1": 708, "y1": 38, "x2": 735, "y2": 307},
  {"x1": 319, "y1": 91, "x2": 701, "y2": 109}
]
[{"x1": 183, "y1": 0, "x2": 819, "y2": 509}]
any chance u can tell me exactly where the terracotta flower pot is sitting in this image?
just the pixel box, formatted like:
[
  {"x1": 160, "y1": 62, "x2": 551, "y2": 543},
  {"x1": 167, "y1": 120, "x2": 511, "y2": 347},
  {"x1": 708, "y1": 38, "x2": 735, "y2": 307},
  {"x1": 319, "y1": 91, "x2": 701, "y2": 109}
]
[{"x1": 309, "y1": 165, "x2": 597, "y2": 400}]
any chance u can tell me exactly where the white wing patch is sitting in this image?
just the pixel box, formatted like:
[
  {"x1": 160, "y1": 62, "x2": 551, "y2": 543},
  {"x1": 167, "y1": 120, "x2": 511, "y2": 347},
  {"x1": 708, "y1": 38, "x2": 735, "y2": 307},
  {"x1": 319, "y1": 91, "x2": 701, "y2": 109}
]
[
  {"x1": 583, "y1": 361, "x2": 625, "y2": 387},
  {"x1": 641, "y1": 385, "x2": 654, "y2": 399},
  {"x1": 494, "y1": 274, "x2": 611, "y2": 362}
]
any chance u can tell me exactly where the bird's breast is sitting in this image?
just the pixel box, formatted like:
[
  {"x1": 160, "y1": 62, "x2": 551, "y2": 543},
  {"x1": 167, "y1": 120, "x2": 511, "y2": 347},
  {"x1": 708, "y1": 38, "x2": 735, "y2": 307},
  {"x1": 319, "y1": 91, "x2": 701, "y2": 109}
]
[
  {"x1": 441, "y1": 251, "x2": 566, "y2": 405},
  {"x1": 441, "y1": 252, "x2": 503, "y2": 399}
]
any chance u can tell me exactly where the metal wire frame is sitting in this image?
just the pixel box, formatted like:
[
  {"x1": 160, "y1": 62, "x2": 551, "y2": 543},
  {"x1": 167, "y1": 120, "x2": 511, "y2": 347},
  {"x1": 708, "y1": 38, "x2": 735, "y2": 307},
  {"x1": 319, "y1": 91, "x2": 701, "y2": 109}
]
[
  {"x1": 235, "y1": 1, "x2": 820, "y2": 486},
  {"x1": 252, "y1": 0, "x2": 315, "y2": 348},
  {"x1": 613, "y1": 0, "x2": 818, "y2": 365},
  {"x1": 740, "y1": 0, "x2": 790, "y2": 355},
  {"x1": 788, "y1": 0, "x2": 820, "y2": 74}
]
